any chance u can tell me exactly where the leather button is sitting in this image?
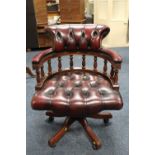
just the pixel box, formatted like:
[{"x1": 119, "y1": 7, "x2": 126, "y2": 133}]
[
  {"x1": 98, "y1": 88, "x2": 108, "y2": 96},
  {"x1": 74, "y1": 81, "x2": 81, "y2": 87},
  {"x1": 56, "y1": 31, "x2": 62, "y2": 40},
  {"x1": 81, "y1": 88, "x2": 89, "y2": 97},
  {"x1": 44, "y1": 87, "x2": 55, "y2": 97},
  {"x1": 90, "y1": 81, "x2": 98, "y2": 87},
  {"x1": 65, "y1": 89, "x2": 73, "y2": 98},
  {"x1": 58, "y1": 82, "x2": 65, "y2": 87},
  {"x1": 83, "y1": 75, "x2": 89, "y2": 80},
  {"x1": 92, "y1": 30, "x2": 98, "y2": 37}
]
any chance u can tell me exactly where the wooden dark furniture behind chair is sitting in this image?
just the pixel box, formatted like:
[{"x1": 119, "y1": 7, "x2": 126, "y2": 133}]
[
  {"x1": 31, "y1": 24, "x2": 123, "y2": 150},
  {"x1": 26, "y1": 0, "x2": 38, "y2": 49},
  {"x1": 59, "y1": 0, "x2": 85, "y2": 23}
]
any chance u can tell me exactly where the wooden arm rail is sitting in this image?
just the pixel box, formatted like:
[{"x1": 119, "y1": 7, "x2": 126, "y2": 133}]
[
  {"x1": 32, "y1": 48, "x2": 122, "y2": 68},
  {"x1": 32, "y1": 49, "x2": 122, "y2": 90}
]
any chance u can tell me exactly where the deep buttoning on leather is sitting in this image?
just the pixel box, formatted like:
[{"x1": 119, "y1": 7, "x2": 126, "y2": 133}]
[
  {"x1": 83, "y1": 75, "x2": 90, "y2": 80},
  {"x1": 90, "y1": 81, "x2": 98, "y2": 87},
  {"x1": 58, "y1": 82, "x2": 65, "y2": 87},
  {"x1": 45, "y1": 24, "x2": 111, "y2": 52},
  {"x1": 81, "y1": 88, "x2": 90, "y2": 98},
  {"x1": 44, "y1": 87, "x2": 55, "y2": 97},
  {"x1": 74, "y1": 81, "x2": 81, "y2": 87},
  {"x1": 65, "y1": 89, "x2": 73, "y2": 98},
  {"x1": 98, "y1": 88, "x2": 109, "y2": 96},
  {"x1": 42, "y1": 73, "x2": 113, "y2": 100}
]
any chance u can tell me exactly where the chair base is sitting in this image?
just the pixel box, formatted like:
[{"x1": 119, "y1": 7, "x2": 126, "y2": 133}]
[{"x1": 46, "y1": 111, "x2": 112, "y2": 149}]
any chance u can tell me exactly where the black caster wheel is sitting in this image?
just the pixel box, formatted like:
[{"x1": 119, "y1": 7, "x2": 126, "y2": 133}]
[
  {"x1": 48, "y1": 141, "x2": 56, "y2": 148},
  {"x1": 92, "y1": 143, "x2": 101, "y2": 150},
  {"x1": 92, "y1": 144, "x2": 98, "y2": 150},
  {"x1": 103, "y1": 119, "x2": 109, "y2": 125},
  {"x1": 48, "y1": 116, "x2": 54, "y2": 122}
]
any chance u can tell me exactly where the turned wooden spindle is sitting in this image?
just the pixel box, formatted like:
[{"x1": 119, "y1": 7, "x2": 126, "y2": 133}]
[
  {"x1": 110, "y1": 65, "x2": 114, "y2": 80},
  {"x1": 48, "y1": 60, "x2": 52, "y2": 75},
  {"x1": 103, "y1": 60, "x2": 107, "y2": 75},
  {"x1": 26, "y1": 67, "x2": 35, "y2": 77},
  {"x1": 82, "y1": 55, "x2": 86, "y2": 70},
  {"x1": 113, "y1": 69, "x2": 119, "y2": 84},
  {"x1": 36, "y1": 68, "x2": 41, "y2": 84},
  {"x1": 58, "y1": 56, "x2": 62, "y2": 72},
  {"x1": 94, "y1": 56, "x2": 97, "y2": 71},
  {"x1": 41, "y1": 66, "x2": 45, "y2": 78},
  {"x1": 70, "y1": 55, "x2": 73, "y2": 70}
]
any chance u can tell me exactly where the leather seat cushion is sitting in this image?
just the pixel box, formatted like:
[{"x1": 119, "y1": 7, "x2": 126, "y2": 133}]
[{"x1": 31, "y1": 72, "x2": 123, "y2": 117}]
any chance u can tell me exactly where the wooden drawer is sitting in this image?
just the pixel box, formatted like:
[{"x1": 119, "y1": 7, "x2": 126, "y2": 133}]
[{"x1": 33, "y1": 0, "x2": 48, "y2": 24}]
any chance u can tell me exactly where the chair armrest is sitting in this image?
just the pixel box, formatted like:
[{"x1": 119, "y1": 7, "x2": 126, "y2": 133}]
[
  {"x1": 99, "y1": 47, "x2": 122, "y2": 64},
  {"x1": 32, "y1": 48, "x2": 53, "y2": 64},
  {"x1": 99, "y1": 48, "x2": 122, "y2": 89}
]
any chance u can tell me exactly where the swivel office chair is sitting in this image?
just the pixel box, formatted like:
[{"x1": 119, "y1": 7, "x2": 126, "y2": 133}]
[{"x1": 31, "y1": 24, "x2": 123, "y2": 149}]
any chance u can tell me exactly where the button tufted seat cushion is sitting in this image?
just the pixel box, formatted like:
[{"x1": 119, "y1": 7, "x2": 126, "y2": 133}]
[{"x1": 32, "y1": 71, "x2": 123, "y2": 117}]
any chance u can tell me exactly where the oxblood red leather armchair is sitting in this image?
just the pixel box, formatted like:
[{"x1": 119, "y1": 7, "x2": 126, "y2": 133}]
[{"x1": 31, "y1": 24, "x2": 123, "y2": 149}]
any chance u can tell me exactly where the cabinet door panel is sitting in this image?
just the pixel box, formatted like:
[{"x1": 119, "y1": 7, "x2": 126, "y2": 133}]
[{"x1": 94, "y1": 0, "x2": 128, "y2": 47}]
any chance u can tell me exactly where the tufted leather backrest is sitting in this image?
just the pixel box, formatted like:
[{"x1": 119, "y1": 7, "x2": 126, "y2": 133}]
[{"x1": 46, "y1": 24, "x2": 110, "y2": 51}]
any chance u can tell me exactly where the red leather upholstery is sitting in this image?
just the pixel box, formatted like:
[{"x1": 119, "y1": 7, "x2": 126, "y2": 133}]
[
  {"x1": 32, "y1": 25, "x2": 122, "y2": 66},
  {"x1": 46, "y1": 24, "x2": 110, "y2": 51},
  {"x1": 32, "y1": 48, "x2": 53, "y2": 63},
  {"x1": 31, "y1": 24, "x2": 123, "y2": 118},
  {"x1": 99, "y1": 47, "x2": 122, "y2": 63},
  {"x1": 32, "y1": 72, "x2": 123, "y2": 117}
]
